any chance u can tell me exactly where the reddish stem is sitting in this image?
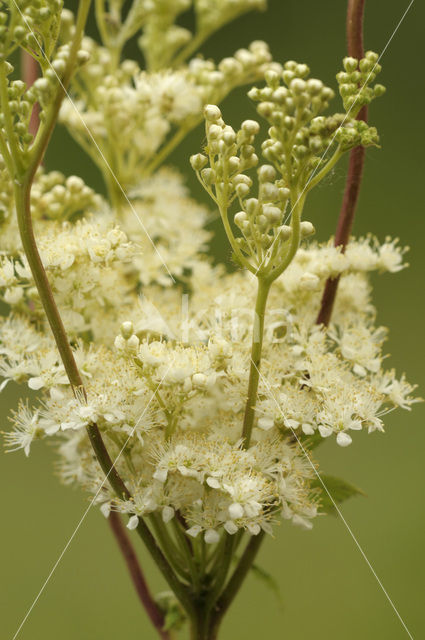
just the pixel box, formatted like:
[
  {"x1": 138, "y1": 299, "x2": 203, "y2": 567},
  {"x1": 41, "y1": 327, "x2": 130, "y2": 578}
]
[
  {"x1": 316, "y1": 0, "x2": 367, "y2": 327},
  {"x1": 108, "y1": 512, "x2": 170, "y2": 640},
  {"x1": 21, "y1": 51, "x2": 40, "y2": 137}
]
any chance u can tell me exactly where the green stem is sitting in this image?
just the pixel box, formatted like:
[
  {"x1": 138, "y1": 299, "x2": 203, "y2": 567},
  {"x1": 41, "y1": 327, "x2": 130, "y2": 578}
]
[
  {"x1": 171, "y1": 518, "x2": 200, "y2": 590},
  {"x1": 241, "y1": 278, "x2": 271, "y2": 448},
  {"x1": 218, "y1": 198, "x2": 254, "y2": 274},
  {"x1": 270, "y1": 191, "x2": 304, "y2": 282},
  {"x1": 206, "y1": 535, "x2": 235, "y2": 608},
  {"x1": 306, "y1": 145, "x2": 342, "y2": 193},
  {"x1": 7, "y1": 0, "x2": 194, "y2": 619},
  {"x1": 149, "y1": 514, "x2": 189, "y2": 581},
  {"x1": 94, "y1": 0, "x2": 110, "y2": 48},
  {"x1": 190, "y1": 612, "x2": 217, "y2": 640},
  {"x1": 209, "y1": 532, "x2": 265, "y2": 637}
]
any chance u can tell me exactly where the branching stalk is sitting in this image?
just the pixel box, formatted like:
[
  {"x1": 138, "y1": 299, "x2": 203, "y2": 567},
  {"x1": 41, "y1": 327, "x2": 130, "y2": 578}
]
[
  {"x1": 316, "y1": 0, "x2": 367, "y2": 326},
  {"x1": 108, "y1": 512, "x2": 170, "y2": 640},
  {"x1": 3, "y1": 0, "x2": 193, "y2": 619},
  {"x1": 209, "y1": 532, "x2": 265, "y2": 638},
  {"x1": 241, "y1": 278, "x2": 271, "y2": 448}
]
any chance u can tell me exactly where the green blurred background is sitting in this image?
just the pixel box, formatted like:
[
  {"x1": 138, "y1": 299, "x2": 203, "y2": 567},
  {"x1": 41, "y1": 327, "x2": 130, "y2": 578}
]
[{"x1": 1, "y1": 1, "x2": 424, "y2": 638}]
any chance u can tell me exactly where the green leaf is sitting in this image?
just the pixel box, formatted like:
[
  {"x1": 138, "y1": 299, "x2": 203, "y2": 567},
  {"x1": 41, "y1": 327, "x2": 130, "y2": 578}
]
[
  {"x1": 231, "y1": 556, "x2": 284, "y2": 609},
  {"x1": 312, "y1": 474, "x2": 366, "y2": 516},
  {"x1": 250, "y1": 563, "x2": 284, "y2": 610}
]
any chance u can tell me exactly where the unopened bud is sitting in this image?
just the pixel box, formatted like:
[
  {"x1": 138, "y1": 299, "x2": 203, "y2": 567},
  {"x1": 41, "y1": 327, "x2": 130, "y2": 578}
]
[{"x1": 204, "y1": 104, "x2": 221, "y2": 121}]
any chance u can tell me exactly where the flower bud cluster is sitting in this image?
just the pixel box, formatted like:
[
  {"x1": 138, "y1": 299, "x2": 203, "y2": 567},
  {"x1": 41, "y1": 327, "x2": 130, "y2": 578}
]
[
  {"x1": 195, "y1": 0, "x2": 267, "y2": 33},
  {"x1": 0, "y1": 41, "x2": 89, "y2": 165},
  {"x1": 337, "y1": 51, "x2": 385, "y2": 115},
  {"x1": 187, "y1": 41, "x2": 278, "y2": 106},
  {"x1": 0, "y1": 154, "x2": 14, "y2": 224},
  {"x1": 0, "y1": 218, "x2": 135, "y2": 338},
  {"x1": 192, "y1": 104, "x2": 315, "y2": 271},
  {"x1": 31, "y1": 171, "x2": 102, "y2": 220},
  {"x1": 138, "y1": 0, "x2": 192, "y2": 71},
  {"x1": 248, "y1": 61, "x2": 340, "y2": 186},
  {"x1": 62, "y1": 38, "x2": 277, "y2": 189},
  {"x1": 335, "y1": 119, "x2": 379, "y2": 151},
  {"x1": 120, "y1": 334, "x2": 225, "y2": 394},
  {"x1": 0, "y1": 0, "x2": 62, "y2": 57},
  {"x1": 0, "y1": 68, "x2": 37, "y2": 155}
]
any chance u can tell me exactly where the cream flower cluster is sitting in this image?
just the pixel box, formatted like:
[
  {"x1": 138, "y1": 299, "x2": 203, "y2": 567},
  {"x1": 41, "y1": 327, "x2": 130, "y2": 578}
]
[
  {"x1": 125, "y1": 168, "x2": 212, "y2": 286},
  {"x1": 1, "y1": 227, "x2": 417, "y2": 539},
  {"x1": 60, "y1": 38, "x2": 276, "y2": 189},
  {"x1": 0, "y1": 217, "x2": 135, "y2": 337},
  {"x1": 0, "y1": 0, "x2": 418, "y2": 554}
]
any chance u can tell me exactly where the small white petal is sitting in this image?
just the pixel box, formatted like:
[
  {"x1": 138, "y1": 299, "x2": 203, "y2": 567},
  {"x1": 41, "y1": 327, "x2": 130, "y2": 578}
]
[
  {"x1": 257, "y1": 417, "x2": 274, "y2": 430},
  {"x1": 100, "y1": 503, "x2": 111, "y2": 518},
  {"x1": 206, "y1": 477, "x2": 221, "y2": 489},
  {"x1": 0, "y1": 379, "x2": 10, "y2": 392},
  {"x1": 285, "y1": 418, "x2": 299, "y2": 429},
  {"x1": 204, "y1": 529, "x2": 220, "y2": 544},
  {"x1": 336, "y1": 432, "x2": 353, "y2": 447},
  {"x1": 127, "y1": 515, "x2": 139, "y2": 530},
  {"x1": 228, "y1": 503, "x2": 244, "y2": 520},
  {"x1": 302, "y1": 423, "x2": 315, "y2": 435},
  {"x1": 247, "y1": 523, "x2": 261, "y2": 535},
  {"x1": 28, "y1": 377, "x2": 44, "y2": 390},
  {"x1": 349, "y1": 420, "x2": 362, "y2": 431},
  {"x1": 153, "y1": 468, "x2": 168, "y2": 483},
  {"x1": 224, "y1": 521, "x2": 238, "y2": 535},
  {"x1": 186, "y1": 525, "x2": 202, "y2": 538},
  {"x1": 319, "y1": 425, "x2": 333, "y2": 438},
  {"x1": 292, "y1": 514, "x2": 313, "y2": 530},
  {"x1": 162, "y1": 506, "x2": 175, "y2": 523},
  {"x1": 353, "y1": 363, "x2": 367, "y2": 377}
]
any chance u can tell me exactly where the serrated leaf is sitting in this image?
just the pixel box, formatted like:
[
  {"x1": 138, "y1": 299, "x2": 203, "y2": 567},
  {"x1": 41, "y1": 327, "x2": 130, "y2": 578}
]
[
  {"x1": 250, "y1": 563, "x2": 284, "y2": 609},
  {"x1": 231, "y1": 556, "x2": 284, "y2": 609},
  {"x1": 312, "y1": 474, "x2": 366, "y2": 516}
]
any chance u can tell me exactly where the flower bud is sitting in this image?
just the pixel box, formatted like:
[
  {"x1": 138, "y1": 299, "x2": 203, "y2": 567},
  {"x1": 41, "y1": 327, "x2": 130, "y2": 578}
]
[
  {"x1": 190, "y1": 153, "x2": 208, "y2": 171},
  {"x1": 204, "y1": 104, "x2": 221, "y2": 121},
  {"x1": 258, "y1": 164, "x2": 276, "y2": 182},
  {"x1": 278, "y1": 225, "x2": 292, "y2": 240},
  {"x1": 263, "y1": 205, "x2": 281, "y2": 224},
  {"x1": 343, "y1": 57, "x2": 358, "y2": 73},
  {"x1": 300, "y1": 221, "x2": 315, "y2": 237},
  {"x1": 290, "y1": 78, "x2": 306, "y2": 94},
  {"x1": 120, "y1": 321, "x2": 134, "y2": 340},
  {"x1": 234, "y1": 211, "x2": 247, "y2": 227},
  {"x1": 241, "y1": 119, "x2": 260, "y2": 136},
  {"x1": 245, "y1": 198, "x2": 259, "y2": 215},
  {"x1": 201, "y1": 168, "x2": 215, "y2": 186}
]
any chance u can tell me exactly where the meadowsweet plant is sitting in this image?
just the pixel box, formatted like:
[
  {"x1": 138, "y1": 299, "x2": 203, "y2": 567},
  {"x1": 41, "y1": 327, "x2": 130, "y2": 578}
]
[{"x1": 0, "y1": 1, "x2": 419, "y2": 639}]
